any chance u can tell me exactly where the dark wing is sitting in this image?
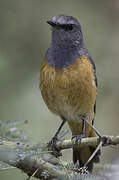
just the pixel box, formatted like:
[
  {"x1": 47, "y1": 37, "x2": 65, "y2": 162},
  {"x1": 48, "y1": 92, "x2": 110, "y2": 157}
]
[
  {"x1": 79, "y1": 47, "x2": 98, "y2": 87},
  {"x1": 88, "y1": 56, "x2": 98, "y2": 88},
  {"x1": 88, "y1": 56, "x2": 97, "y2": 125}
]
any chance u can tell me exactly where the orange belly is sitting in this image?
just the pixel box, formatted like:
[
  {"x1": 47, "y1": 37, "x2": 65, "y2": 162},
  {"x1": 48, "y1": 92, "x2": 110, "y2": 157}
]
[{"x1": 40, "y1": 56, "x2": 96, "y2": 123}]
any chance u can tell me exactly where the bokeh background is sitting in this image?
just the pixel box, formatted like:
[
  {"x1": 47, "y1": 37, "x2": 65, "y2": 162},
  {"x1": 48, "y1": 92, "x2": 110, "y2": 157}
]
[{"x1": 0, "y1": 0, "x2": 119, "y2": 179}]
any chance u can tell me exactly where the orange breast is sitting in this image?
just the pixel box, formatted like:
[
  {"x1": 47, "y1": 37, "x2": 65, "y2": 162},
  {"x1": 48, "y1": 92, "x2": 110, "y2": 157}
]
[{"x1": 40, "y1": 56, "x2": 97, "y2": 122}]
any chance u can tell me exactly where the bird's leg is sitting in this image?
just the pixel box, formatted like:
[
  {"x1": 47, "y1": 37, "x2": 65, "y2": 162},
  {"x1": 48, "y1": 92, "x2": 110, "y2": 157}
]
[
  {"x1": 72, "y1": 116, "x2": 85, "y2": 145},
  {"x1": 47, "y1": 118, "x2": 66, "y2": 157}
]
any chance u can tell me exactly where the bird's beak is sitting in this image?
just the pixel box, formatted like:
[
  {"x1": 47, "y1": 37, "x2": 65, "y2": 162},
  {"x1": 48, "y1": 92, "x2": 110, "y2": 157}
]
[{"x1": 47, "y1": 20, "x2": 57, "y2": 27}]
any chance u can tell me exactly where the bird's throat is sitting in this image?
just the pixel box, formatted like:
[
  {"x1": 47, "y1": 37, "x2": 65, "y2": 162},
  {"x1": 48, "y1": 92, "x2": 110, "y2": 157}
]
[{"x1": 45, "y1": 43, "x2": 80, "y2": 68}]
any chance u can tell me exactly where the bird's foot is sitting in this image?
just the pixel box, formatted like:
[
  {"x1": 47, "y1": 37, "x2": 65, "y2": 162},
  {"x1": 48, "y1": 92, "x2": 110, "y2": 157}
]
[
  {"x1": 72, "y1": 133, "x2": 85, "y2": 145},
  {"x1": 47, "y1": 136, "x2": 62, "y2": 157}
]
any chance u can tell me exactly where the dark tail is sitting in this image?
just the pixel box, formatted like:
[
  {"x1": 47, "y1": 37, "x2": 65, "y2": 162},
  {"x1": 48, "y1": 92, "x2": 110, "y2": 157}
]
[{"x1": 73, "y1": 145, "x2": 100, "y2": 172}]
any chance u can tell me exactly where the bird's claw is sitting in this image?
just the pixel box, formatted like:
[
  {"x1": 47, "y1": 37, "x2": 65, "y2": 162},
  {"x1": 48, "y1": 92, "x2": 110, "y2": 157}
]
[
  {"x1": 47, "y1": 136, "x2": 62, "y2": 157},
  {"x1": 72, "y1": 133, "x2": 85, "y2": 145}
]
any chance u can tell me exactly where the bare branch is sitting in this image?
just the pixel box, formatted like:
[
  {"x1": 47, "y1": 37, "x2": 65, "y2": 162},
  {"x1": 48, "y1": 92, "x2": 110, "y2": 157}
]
[{"x1": 56, "y1": 135, "x2": 119, "y2": 150}]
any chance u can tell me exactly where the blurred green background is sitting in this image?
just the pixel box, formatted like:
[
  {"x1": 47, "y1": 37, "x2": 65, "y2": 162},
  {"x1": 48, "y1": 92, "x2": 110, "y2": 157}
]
[{"x1": 0, "y1": 0, "x2": 119, "y2": 179}]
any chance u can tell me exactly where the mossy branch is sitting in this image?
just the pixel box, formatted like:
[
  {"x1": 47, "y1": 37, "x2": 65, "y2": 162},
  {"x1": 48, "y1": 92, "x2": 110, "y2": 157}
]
[{"x1": 0, "y1": 135, "x2": 119, "y2": 179}]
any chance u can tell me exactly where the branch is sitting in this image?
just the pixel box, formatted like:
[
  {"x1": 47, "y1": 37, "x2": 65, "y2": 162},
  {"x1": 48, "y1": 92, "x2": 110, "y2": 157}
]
[
  {"x1": 0, "y1": 135, "x2": 119, "y2": 179},
  {"x1": 56, "y1": 135, "x2": 119, "y2": 150},
  {"x1": 0, "y1": 140, "x2": 68, "y2": 179}
]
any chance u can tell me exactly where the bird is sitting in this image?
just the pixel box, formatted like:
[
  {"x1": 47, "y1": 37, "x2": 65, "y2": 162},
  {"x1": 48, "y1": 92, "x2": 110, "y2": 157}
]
[{"x1": 40, "y1": 14, "x2": 100, "y2": 172}]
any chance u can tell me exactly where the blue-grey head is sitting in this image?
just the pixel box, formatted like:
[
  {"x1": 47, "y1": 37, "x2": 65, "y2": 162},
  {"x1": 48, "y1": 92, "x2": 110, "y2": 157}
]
[
  {"x1": 47, "y1": 14, "x2": 83, "y2": 46},
  {"x1": 46, "y1": 15, "x2": 88, "y2": 68}
]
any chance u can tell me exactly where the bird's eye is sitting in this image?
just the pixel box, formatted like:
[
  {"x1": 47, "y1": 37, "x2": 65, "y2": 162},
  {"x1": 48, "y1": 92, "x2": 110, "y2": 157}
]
[
  {"x1": 60, "y1": 24, "x2": 73, "y2": 31},
  {"x1": 67, "y1": 25, "x2": 73, "y2": 30}
]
